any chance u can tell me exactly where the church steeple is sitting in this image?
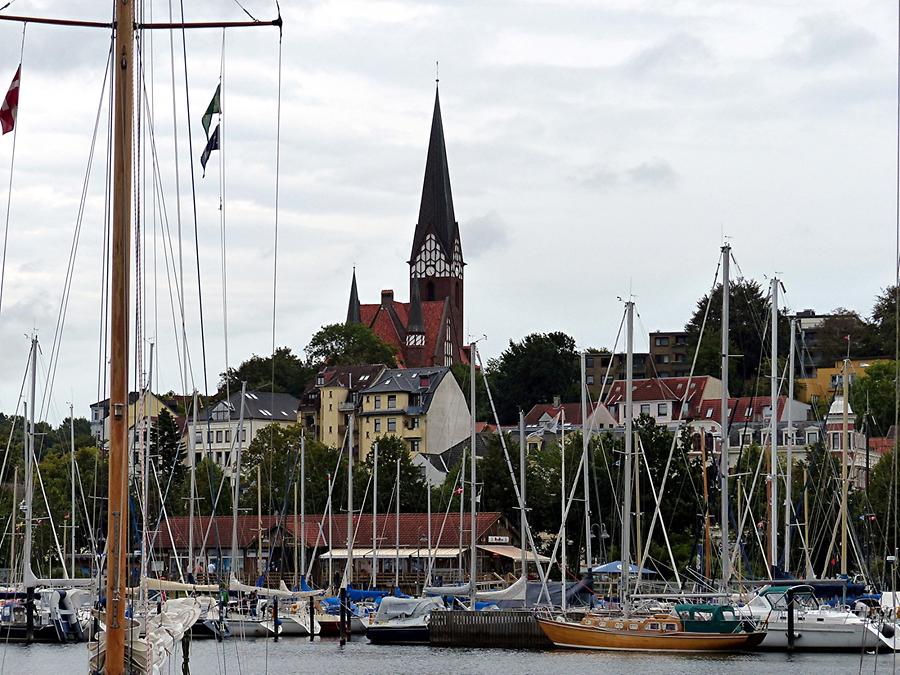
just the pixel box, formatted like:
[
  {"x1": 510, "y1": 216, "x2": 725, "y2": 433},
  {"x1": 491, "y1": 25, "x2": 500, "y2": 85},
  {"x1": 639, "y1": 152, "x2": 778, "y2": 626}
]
[
  {"x1": 410, "y1": 86, "x2": 461, "y2": 265},
  {"x1": 346, "y1": 268, "x2": 361, "y2": 324}
]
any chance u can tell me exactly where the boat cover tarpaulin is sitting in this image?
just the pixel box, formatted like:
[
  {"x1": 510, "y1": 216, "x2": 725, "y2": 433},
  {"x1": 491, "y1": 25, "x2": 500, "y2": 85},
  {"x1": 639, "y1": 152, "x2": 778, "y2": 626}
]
[
  {"x1": 229, "y1": 576, "x2": 322, "y2": 599},
  {"x1": 476, "y1": 575, "x2": 526, "y2": 601},
  {"x1": 592, "y1": 561, "x2": 656, "y2": 575},
  {"x1": 476, "y1": 544, "x2": 550, "y2": 563},
  {"x1": 494, "y1": 579, "x2": 595, "y2": 610},
  {"x1": 140, "y1": 577, "x2": 219, "y2": 593},
  {"x1": 374, "y1": 596, "x2": 444, "y2": 623},
  {"x1": 423, "y1": 583, "x2": 471, "y2": 597}
]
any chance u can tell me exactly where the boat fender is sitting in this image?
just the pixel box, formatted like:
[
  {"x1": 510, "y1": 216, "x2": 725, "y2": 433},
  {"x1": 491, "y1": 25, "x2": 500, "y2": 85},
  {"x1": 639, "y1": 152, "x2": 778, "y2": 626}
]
[{"x1": 881, "y1": 623, "x2": 896, "y2": 638}]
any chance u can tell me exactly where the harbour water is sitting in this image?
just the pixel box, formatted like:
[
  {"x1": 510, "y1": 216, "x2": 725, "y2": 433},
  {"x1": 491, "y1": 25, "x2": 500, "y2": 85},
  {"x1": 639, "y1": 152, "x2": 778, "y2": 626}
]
[{"x1": 3, "y1": 640, "x2": 886, "y2": 674}]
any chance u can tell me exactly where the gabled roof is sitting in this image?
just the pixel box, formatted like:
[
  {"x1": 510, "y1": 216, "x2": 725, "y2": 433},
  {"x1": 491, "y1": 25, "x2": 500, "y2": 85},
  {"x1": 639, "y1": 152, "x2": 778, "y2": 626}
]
[
  {"x1": 695, "y1": 396, "x2": 792, "y2": 424},
  {"x1": 410, "y1": 86, "x2": 459, "y2": 262},
  {"x1": 362, "y1": 366, "x2": 449, "y2": 397},
  {"x1": 316, "y1": 364, "x2": 386, "y2": 391},
  {"x1": 605, "y1": 376, "x2": 712, "y2": 419},
  {"x1": 206, "y1": 390, "x2": 300, "y2": 422},
  {"x1": 524, "y1": 402, "x2": 591, "y2": 426},
  {"x1": 360, "y1": 298, "x2": 449, "y2": 367}
]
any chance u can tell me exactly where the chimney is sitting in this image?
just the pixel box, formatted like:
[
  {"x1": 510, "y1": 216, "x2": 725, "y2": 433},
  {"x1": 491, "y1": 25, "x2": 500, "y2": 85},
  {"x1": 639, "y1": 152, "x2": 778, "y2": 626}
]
[
  {"x1": 381, "y1": 289, "x2": 394, "y2": 307},
  {"x1": 552, "y1": 395, "x2": 561, "y2": 407}
]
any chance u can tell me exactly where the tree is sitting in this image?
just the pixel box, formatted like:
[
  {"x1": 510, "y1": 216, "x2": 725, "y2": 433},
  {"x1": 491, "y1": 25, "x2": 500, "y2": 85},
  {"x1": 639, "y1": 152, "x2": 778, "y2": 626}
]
[
  {"x1": 871, "y1": 286, "x2": 898, "y2": 357},
  {"x1": 242, "y1": 423, "x2": 307, "y2": 515},
  {"x1": 685, "y1": 278, "x2": 788, "y2": 396},
  {"x1": 815, "y1": 309, "x2": 878, "y2": 365},
  {"x1": 486, "y1": 332, "x2": 580, "y2": 424},
  {"x1": 150, "y1": 408, "x2": 186, "y2": 521},
  {"x1": 218, "y1": 346, "x2": 313, "y2": 398},
  {"x1": 850, "y1": 360, "x2": 897, "y2": 434},
  {"x1": 305, "y1": 323, "x2": 397, "y2": 369},
  {"x1": 450, "y1": 363, "x2": 490, "y2": 422},
  {"x1": 356, "y1": 435, "x2": 428, "y2": 514}
]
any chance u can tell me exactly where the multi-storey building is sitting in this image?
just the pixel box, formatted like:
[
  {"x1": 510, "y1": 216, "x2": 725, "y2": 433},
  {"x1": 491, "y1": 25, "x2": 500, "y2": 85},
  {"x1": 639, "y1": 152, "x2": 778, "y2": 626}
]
[
  {"x1": 190, "y1": 390, "x2": 299, "y2": 471},
  {"x1": 584, "y1": 350, "x2": 650, "y2": 398},
  {"x1": 648, "y1": 330, "x2": 691, "y2": 378},
  {"x1": 604, "y1": 375, "x2": 724, "y2": 430},
  {"x1": 297, "y1": 364, "x2": 387, "y2": 449},
  {"x1": 356, "y1": 366, "x2": 469, "y2": 461}
]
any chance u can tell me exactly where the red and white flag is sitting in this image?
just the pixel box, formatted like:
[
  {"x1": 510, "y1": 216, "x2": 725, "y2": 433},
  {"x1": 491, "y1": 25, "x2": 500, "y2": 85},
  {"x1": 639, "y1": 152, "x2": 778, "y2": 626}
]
[{"x1": 0, "y1": 65, "x2": 21, "y2": 135}]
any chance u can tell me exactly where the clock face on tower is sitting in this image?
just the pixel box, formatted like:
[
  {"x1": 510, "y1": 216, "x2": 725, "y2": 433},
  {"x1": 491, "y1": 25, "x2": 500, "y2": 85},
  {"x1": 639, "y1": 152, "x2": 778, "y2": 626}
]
[{"x1": 411, "y1": 233, "x2": 462, "y2": 279}]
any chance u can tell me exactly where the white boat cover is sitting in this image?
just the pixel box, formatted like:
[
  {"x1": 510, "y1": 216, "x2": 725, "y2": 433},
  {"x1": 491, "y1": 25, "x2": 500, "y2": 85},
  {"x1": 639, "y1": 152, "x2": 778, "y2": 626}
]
[
  {"x1": 476, "y1": 575, "x2": 527, "y2": 601},
  {"x1": 423, "y1": 582, "x2": 472, "y2": 597},
  {"x1": 374, "y1": 596, "x2": 444, "y2": 623},
  {"x1": 140, "y1": 577, "x2": 219, "y2": 593},
  {"x1": 228, "y1": 575, "x2": 322, "y2": 599}
]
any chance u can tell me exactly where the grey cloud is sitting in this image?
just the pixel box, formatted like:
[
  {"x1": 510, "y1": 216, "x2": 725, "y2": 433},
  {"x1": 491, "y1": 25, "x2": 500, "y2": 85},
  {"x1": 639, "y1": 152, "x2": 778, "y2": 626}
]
[
  {"x1": 779, "y1": 14, "x2": 876, "y2": 67},
  {"x1": 625, "y1": 33, "x2": 713, "y2": 77},
  {"x1": 628, "y1": 159, "x2": 678, "y2": 189},
  {"x1": 461, "y1": 211, "x2": 509, "y2": 260}
]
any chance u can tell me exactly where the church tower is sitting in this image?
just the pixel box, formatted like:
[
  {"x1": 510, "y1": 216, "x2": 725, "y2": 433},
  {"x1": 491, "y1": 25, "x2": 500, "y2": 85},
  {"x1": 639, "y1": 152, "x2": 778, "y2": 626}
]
[{"x1": 409, "y1": 85, "x2": 464, "y2": 361}]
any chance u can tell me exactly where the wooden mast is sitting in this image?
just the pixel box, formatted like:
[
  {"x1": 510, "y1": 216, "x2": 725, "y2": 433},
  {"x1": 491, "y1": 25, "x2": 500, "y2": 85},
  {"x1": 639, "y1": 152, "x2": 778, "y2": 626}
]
[{"x1": 104, "y1": 0, "x2": 135, "y2": 669}]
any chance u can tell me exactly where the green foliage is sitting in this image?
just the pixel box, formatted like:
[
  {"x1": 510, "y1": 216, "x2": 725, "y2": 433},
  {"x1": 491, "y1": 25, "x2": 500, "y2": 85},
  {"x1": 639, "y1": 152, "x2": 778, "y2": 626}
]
[
  {"x1": 218, "y1": 346, "x2": 313, "y2": 398},
  {"x1": 242, "y1": 423, "x2": 307, "y2": 515},
  {"x1": 850, "y1": 360, "x2": 897, "y2": 434},
  {"x1": 871, "y1": 286, "x2": 898, "y2": 357},
  {"x1": 486, "y1": 332, "x2": 580, "y2": 424},
  {"x1": 815, "y1": 310, "x2": 880, "y2": 365},
  {"x1": 356, "y1": 435, "x2": 428, "y2": 513},
  {"x1": 685, "y1": 278, "x2": 789, "y2": 396},
  {"x1": 450, "y1": 363, "x2": 489, "y2": 421},
  {"x1": 305, "y1": 323, "x2": 398, "y2": 369}
]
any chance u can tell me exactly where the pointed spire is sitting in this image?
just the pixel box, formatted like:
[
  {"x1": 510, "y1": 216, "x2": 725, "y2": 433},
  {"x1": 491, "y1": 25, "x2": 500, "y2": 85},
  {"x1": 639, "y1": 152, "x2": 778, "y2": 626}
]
[
  {"x1": 346, "y1": 268, "x2": 361, "y2": 324},
  {"x1": 408, "y1": 278, "x2": 425, "y2": 335},
  {"x1": 410, "y1": 85, "x2": 457, "y2": 261}
]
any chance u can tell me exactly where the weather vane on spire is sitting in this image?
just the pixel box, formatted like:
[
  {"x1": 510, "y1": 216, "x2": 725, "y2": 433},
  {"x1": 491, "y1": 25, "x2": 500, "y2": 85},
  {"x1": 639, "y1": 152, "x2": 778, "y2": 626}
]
[{"x1": 435, "y1": 60, "x2": 439, "y2": 84}]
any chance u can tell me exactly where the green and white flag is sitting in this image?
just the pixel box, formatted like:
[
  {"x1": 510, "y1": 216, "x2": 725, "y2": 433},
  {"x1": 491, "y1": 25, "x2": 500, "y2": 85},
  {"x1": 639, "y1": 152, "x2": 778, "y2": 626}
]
[{"x1": 201, "y1": 84, "x2": 221, "y2": 139}]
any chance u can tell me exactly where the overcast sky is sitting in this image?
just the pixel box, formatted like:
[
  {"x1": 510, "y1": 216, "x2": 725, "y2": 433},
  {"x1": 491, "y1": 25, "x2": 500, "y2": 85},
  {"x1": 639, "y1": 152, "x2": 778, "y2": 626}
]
[{"x1": 0, "y1": 0, "x2": 895, "y2": 424}]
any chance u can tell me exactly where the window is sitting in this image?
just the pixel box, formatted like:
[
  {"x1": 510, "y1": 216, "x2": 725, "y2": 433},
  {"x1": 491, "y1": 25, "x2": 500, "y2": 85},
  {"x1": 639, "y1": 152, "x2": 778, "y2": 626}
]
[
  {"x1": 411, "y1": 417, "x2": 420, "y2": 429},
  {"x1": 640, "y1": 403, "x2": 651, "y2": 415},
  {"x1": 374, "y1": 419, "x2": 381, "y2": 433},
  {"x1": 374, "y1": 396, "x2": 382, "y2": 410},
  {"x1": 586, "y1": 375, "x2": 594, "y2": 385},
  {"x1": 213, "y1": 430, "x2": 220, "y2": 444},
  {"x1": 806, "y1": 430, "x2": 818, "y2": 445},
  {"x1": 195, "y1": 431, "x2": 202, "y2": 444},
  {"x1": 585, "y1": 356, "x2": 594, "y2": 368},
  {"x1": 328, "y1": 390, "x2": 332, "y2": 398},
  {"x1": 316, "y1": 374, "x2": 324, "y2": 386},
  {"x1": 329, "y1": 425, "x2": 333, "y2": 434},
  {"x1": 225, "y1": 430, "x2": 231, "y2": 443},
  {"x1": 241, "y1": 429, "x2": 247, "y2": 442},
  {"x1": 410, "y1": 439, "x2": 420, "y2": 453},
  {"x1": 328, "y1": 403, "x2": 332, "y2": 411},
  {"x1": 705, "y1": 408, "x2": 713, "y2": 418},
  {"x1": 657, "y1": 403, "x2": 667, "y2": 416},
  {"x1": 387, "y1": 418, "x2": 397, "y2": 432},
  {"x1": 366, "y1": 431, "x2": 369, "y2": 439},
  {"x1": 387, "y1": 394, "x2": 397, "y2": 409},
  {"x1": 745, "y1": 407, "x2": 752, "y2": 417},
  {"x1": 655, "y1": 336, "x2": 669, "y2": 347},
  {"x1": 655, "y1": 354, "x2": 670, "y2": 364},
  {"x1": 675, "y1": 335, "x2": 688, "y2": 345},
  {"x1": 831, "y1": 431, "x2": 841, "y2": 449},
  {"x1": 207, "y1": 431, "x2": 213, "y2": 444}
]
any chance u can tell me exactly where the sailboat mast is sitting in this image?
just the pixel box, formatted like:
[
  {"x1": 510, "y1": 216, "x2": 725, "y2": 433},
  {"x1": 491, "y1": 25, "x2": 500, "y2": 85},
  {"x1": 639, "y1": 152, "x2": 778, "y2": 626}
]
[
  {"x1": 581, "y1": 352, "x2": 591, "y2": 573},
  {"x1": 300, "y1": 432, "x2": 306, "y2": 582},
  {"x1": 719, "y1": 244, "x2": 730, "y2": 590},
  {"x1": 519, "y1": 411, "x2": 526, "y2": 577},
  {"x1": 188, "y1": 390, "x2": 198, "y2": 575},
  {"x1": 841, "y1": 357, "x2": 849, "y2": 576},
  {"x1": 394, "y1": 457, "x2": 400, "y2": 589},
  {"x1": 768, "y1": 278, "x2": 779, "y2": 575},
  {"x1": 346, "y1": 412, "x2": 354, "y2": 587},
  {"x1": 231, "y1": 383, "x2": 246, "y2": 580},
  {"x1": 620, "y1": 301, "x2": 634, "y2": 608},
  {"x1": 70, "y1": 402, "x2": 76, "y2": 578},
  {"x1": 785, "y1": 318, "x2": 796, "y2": 574},
  {"x1": 10, "y1": 466, "x2": 16, "y2": 583},
  {"x1": 23, "y1": 339, "x2": 36, "y2": 587},
  {"x1": 103, "y1": 0, "x2": 134, "y2": 666},
  {"x1": 327, "y1": 473, "x2": 333, "y2": 591},
  {"x1": 469, "y1": 342, "x2": 477, "y2": 608},
  {"x1": 372, "y1": 440, "x2": 378, "y2": 588},
  {"x1": 560, "y1": 408, "x2": 567, "y2": 613}
]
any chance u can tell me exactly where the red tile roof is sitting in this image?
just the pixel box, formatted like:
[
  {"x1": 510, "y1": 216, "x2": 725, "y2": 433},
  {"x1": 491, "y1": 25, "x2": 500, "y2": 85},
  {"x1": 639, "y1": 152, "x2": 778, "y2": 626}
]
[
  {"x1": 359, "y1": 297, "x2": 451, "y2": 367},
  {"x1": 605, "y1": 376, "x2": 711, "y2": 419},
  {"x1": 695, "y1": 396, "x2": 789, "y2": 424},
  {"x1": 524, "y1": 402, "x2": 597, "y2": 426},
  {"x1": 153, "y1": 512, "x2": 502, "y2": 551}
]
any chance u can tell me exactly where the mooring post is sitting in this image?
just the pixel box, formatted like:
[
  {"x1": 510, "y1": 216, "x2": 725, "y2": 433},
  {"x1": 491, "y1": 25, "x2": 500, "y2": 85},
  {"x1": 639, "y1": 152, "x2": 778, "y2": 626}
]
[
  {"x1": 786, "y1": 587, "x2": 796, "y2": 652},
  {"x1": 339, "y1": 586, "x2": 347, "y2": 646},
  {"x1": 25, "y1": 586, "x2": 34, "y2": 643},
  {"x1": 181, "y1": 634, "x2": 191, "y2": 675},
  {"x1": 309, "y1": 595, "x2": 315, "y2": 642},
  {"x1": 273, "y1": 596, "x2": 279, "y2": 642}
]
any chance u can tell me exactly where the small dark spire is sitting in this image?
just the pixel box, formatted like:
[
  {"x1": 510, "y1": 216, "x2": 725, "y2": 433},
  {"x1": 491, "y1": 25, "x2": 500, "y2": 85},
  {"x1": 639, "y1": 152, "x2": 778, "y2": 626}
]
[
  {"x1": 408, "y1": 278, "x2": 425, "y2": 335},
  {"x1": 346, "y1": 267, "x2": 361, "y2": 324}
]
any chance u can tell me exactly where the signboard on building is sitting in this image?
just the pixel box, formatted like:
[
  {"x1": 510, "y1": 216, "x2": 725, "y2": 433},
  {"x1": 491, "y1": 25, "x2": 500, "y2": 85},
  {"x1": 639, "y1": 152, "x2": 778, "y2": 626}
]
[{"x1": 487, "y1": 535, "x2": 509, "y2": 544}]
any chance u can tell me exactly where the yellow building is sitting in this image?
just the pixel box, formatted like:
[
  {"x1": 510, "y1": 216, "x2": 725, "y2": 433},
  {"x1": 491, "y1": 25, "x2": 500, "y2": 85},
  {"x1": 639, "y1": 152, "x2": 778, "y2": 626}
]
[
  {"x1": 796, "y1": 358, "x2": 888, "y2": 407},
  {"x1": 357, "y1": 367, "x2": 470, "y2": 461}
]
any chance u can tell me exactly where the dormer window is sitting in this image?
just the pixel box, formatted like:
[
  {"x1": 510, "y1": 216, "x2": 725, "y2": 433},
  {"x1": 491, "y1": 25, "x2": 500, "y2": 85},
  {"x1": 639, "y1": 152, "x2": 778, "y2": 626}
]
[{"x1": 316, "y1": 375, "x2": 324, "y2": 386}]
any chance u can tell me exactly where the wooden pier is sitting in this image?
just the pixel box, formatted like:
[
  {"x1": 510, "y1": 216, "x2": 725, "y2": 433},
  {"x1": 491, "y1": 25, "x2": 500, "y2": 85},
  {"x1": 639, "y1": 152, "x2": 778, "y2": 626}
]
[{"x1": 429, "y1": 610, "x2": 553, "y2": 650}]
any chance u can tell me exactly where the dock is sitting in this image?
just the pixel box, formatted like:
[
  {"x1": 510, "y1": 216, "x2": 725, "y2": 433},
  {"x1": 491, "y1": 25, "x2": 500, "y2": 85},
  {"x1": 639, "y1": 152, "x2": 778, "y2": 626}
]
[{"x1": 429, "y1": 610, "x2": 553, "y2": 650}]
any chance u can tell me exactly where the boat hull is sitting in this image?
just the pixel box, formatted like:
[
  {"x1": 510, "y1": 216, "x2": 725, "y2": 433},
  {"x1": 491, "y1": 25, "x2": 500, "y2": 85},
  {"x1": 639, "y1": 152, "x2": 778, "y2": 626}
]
[
  {"x1": 366, "y1": 624, "x2": 429, "y2": 645},
  {"x1": 757, "y1": 620, "x2": 887, "y2": 651},
  {"x1": 536, "y1": 618, "x2": 765, "y2": 652}
]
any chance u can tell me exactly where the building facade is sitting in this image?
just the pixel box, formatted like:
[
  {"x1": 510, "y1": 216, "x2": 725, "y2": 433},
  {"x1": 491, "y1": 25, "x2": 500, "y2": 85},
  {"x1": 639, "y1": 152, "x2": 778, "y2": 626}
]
[
  {"x1": 346, "y1": 86, "x2": 468, "y2": 368},
  {"x1": 356, "y1": 366, "x2": 470, "y2": 461},
  {"x1": 648, "y1": 330, "x2": 691, "y2": 378}
]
